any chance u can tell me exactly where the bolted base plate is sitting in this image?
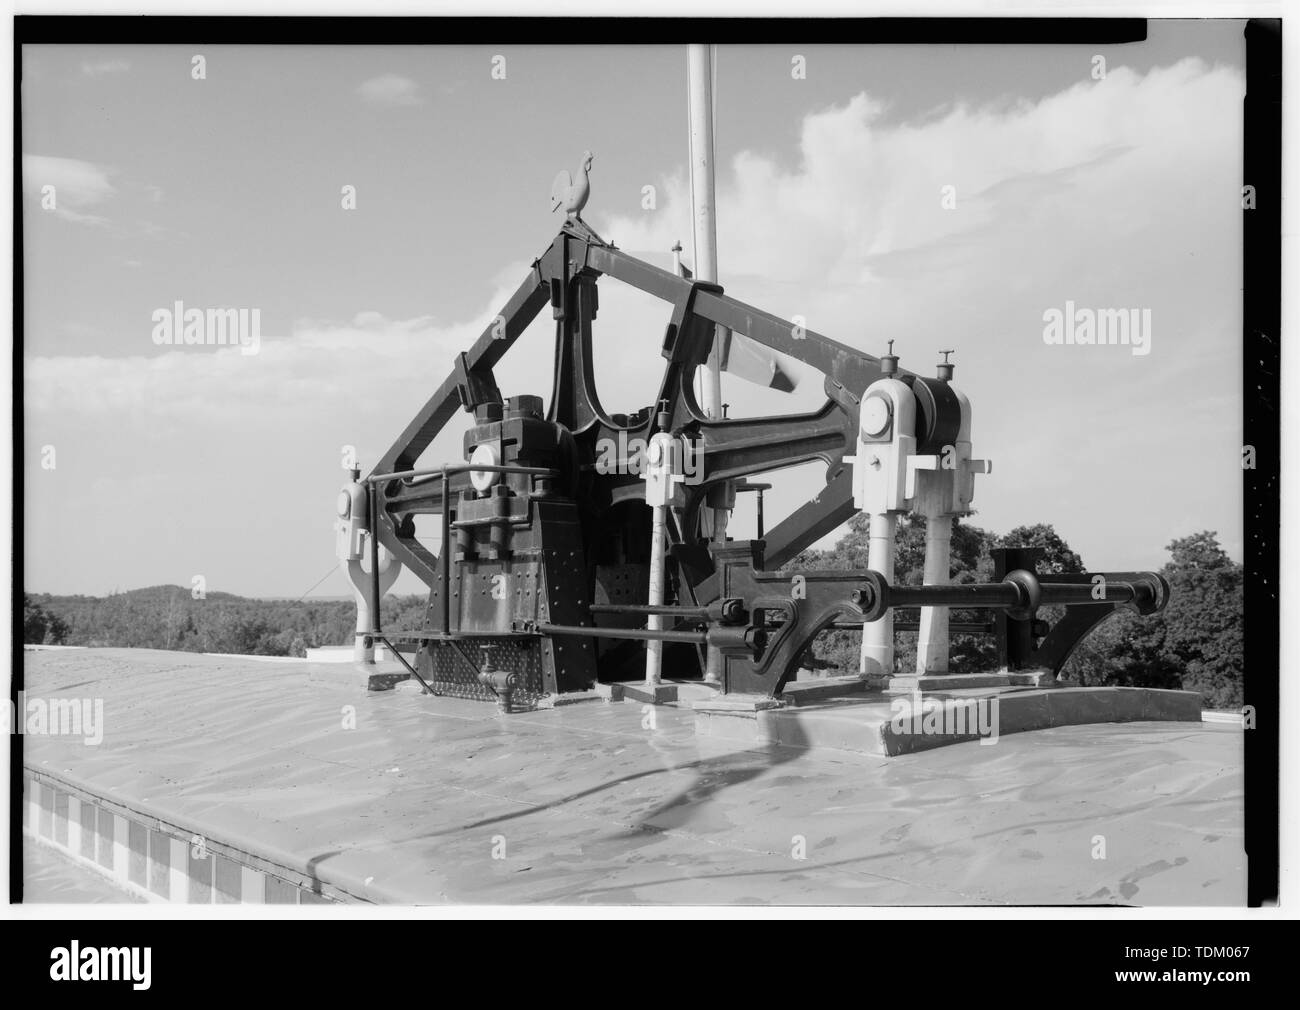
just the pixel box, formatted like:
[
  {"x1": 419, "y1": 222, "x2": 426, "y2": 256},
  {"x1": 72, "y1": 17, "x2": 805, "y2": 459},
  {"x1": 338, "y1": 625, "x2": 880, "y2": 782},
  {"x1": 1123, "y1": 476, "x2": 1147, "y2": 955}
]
[
  {"x1": 621, "y1": 682, "x2": 680, "y2": 705},
  {"x1": 691, "y1": 694, "x2": 784, "y2": 714},
  {"x1": 695, "y1": 685, "x2": 1204, "y2": 758},
  {"x1": 308, "y1": 662, "x2": 411, "y2": 693},
  {"x1": 882, "y1": 670, "x2": 1053, "y2": 694}
]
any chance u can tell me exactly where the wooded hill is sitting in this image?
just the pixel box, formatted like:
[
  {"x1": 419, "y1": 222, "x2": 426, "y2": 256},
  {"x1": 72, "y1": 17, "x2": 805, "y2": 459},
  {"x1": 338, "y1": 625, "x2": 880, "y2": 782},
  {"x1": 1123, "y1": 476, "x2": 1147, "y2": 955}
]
[{"x1": 24, "y1": 525, "x2": 1243, "y2": 709}]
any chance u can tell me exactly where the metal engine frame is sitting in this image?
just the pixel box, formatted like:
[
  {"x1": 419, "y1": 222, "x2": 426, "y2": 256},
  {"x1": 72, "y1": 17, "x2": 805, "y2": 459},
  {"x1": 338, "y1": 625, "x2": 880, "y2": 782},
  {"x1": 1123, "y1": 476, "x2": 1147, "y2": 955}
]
[{"x1": 362, "y1": 220, "x2": 1169, "y2": 706}]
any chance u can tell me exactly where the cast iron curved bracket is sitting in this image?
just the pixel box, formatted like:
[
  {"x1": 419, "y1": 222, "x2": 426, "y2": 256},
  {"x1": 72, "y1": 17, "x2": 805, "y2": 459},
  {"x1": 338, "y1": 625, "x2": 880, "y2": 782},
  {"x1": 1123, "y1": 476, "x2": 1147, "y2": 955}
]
[{"x1": 368, "y1": 221, "x2": 904, "y2": 592}]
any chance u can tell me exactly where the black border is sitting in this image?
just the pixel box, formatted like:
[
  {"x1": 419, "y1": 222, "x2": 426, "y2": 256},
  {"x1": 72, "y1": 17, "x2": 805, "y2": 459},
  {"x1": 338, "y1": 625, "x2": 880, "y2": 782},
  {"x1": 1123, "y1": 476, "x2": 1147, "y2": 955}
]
[
  {"x1": 1242, "y1": 18, "x2": 1281, "y2": 908},
  {"x1": 14, "y1": 16, "x2": 1148, "y2": 45},
  {"x1": 10, "y1": 15, "x2": 1280, "y2": 910}
]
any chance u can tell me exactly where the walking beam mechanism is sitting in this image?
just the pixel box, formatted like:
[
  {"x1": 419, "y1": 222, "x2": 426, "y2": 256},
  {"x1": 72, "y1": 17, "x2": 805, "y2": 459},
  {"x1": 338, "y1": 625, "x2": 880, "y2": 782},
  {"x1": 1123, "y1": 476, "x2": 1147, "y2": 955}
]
[{"x1": 330, "y1": 192, "x2": 1168, "y2": 709}]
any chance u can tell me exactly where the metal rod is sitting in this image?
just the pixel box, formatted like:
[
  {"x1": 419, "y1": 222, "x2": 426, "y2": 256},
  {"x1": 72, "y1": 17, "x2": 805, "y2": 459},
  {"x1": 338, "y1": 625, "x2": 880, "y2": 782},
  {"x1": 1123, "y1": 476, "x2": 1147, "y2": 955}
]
[
  {"x1": 367, "y1": 481, "x2": 381, "y2": 638},
  {"x1": 687, "y1": 43, "x2": 724, "y2": 423},
  {"x1": 441, "y1": 468, "x2": 452, "y2": 635},
  {"x1": 861, "y1": 511, "x2": 897, "y2": 677},
  {"x1": 366, "y1": 463, "x2": 555, "y2": 484},
  {"x1": 832, "y1": 621, "x2": 996, "y2": 634},
  {"x1": 645, "y1": 502, "x2": 668, "y2": 686},
  {"x1": 689, "y1": 42, "x2": 729, "y2": 688},
  {"x1": 590, "y1": 603, "x2": 709, "y2": 618},
  {"x1": 535, "y1": 622, "x2": 708, "y2": 645},
  {"x1": 917, "y1": 511, "x2": 953, "y2": 674},
  {"x1": 1040, "y1": 582, "x2": 1139, "y2": 606},
  {"x1": 881, "y1": 579, "x2": 1140, "y2": 612},
  {"x1": 376, "y1": 635, "x2": 437, "y2": 695},
  {"x1": 880, "y1": 581, "x2": 1023, "y2": 611}
]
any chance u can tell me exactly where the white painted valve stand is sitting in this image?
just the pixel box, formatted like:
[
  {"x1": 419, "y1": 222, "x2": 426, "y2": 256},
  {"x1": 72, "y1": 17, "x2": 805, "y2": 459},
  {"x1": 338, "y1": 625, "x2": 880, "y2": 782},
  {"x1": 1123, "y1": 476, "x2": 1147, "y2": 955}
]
[
  {"x1": 846, "y1": 368, "x2": 918, "y2": 680},
  {"x1": 335, "y1": 470, "x2": 403, "y2": 664},
  {"x1": 917, "y1": 510, "x2": 954, "y2": 673},
  {"x1": 642, "y1": 431, "x2": 686, "y2": 687}
]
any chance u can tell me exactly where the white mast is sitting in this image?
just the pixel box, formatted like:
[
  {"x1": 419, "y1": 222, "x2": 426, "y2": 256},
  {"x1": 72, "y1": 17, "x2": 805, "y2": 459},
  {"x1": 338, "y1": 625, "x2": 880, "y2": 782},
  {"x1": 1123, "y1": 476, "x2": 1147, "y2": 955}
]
[
  {"x1": 687, "y1": 44, "x2": 729, "y2": 687},
  {"x1": 687, "y1": 44, "x2": 724, "y2": 425}
]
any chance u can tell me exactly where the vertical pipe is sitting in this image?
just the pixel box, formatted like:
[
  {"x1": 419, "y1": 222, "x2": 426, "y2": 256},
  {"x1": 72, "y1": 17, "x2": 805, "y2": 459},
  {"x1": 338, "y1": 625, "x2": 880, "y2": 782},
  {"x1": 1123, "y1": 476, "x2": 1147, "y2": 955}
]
[
  {"x1": 687, "y1": 43, "x2": 724, "y2": 422},
  {"x1": 688, "y1": 42, "x2": 728, "y2": 687},
  {"x1": 645, "y1": 248, "x2": 686, "y2": 690},
  {"x1": 644, "y1": 503, "x2": 667, "y2": 686},
  {"x1": 441, "y1": 468, "x2": 452, "y2": 636},
  {"x1": 367, "y1": 482, "x2": 381, "y2": 638},
  {"x1": 353, "y1": 573, "x2": 373, "y2": 664},
  {"x1": 916, "y1": 513, "x2": 952, "y2": 674},
  {"x1": 755, "y1": 488, "x2": 765, "y2": 541},
  {"x1": 860, "y1": 512, "x2": 896, "y2": 679}
]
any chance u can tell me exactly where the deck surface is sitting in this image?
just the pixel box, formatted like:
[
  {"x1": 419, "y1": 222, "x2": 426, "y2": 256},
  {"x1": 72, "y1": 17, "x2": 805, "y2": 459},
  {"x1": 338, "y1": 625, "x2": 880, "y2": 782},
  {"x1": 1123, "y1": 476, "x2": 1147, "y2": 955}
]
[{"x1": 22, "y1": 648, "x2": 1245, "y2": 905}]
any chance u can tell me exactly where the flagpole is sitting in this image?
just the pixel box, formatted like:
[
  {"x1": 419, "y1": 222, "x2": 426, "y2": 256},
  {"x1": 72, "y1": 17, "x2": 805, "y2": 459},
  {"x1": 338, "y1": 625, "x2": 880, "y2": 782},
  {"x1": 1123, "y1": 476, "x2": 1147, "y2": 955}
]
[
  {"x1": 687, "y1": 44, "x2": 724, "y2": 422},
  {"x1": 687, "y1": 43, "x2": 729, "y2": 686}
]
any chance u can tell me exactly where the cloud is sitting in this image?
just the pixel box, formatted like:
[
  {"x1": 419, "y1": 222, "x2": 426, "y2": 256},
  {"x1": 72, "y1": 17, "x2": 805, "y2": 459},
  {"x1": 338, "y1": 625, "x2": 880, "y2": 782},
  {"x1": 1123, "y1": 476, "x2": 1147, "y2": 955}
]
[
  {"x1": 22, "y1": 154, "x2": 115, "y2": 226},
  {"x1": 26, "y1": 299, "x2": 504, "y2": 425},
  {"x1": 357, "y1": 74, "x2": 422, "y2": 107},
  {"x1": 23, "y1": 298, "x2": 516, "y2": 594},
  {"x1": 80, "y1": 59, "x2": 130, "y2": 76},
  {"x1": 22, "y1": 58, "x2": 1248, "y2": 594},
  {"x1": 600, "y1": 59, "x2": 1247, "y2": 569},
  {"x1": 604, "y1": 59, "x2": 1242, "y2": 292}
]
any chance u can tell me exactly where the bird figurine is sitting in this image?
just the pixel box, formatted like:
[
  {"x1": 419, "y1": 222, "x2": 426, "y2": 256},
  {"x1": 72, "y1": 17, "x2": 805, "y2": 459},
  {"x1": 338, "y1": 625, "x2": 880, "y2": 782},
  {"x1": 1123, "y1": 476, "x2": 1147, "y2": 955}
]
[{"x1": 551, "y1": 151, "x2": 593, "y2": 222}]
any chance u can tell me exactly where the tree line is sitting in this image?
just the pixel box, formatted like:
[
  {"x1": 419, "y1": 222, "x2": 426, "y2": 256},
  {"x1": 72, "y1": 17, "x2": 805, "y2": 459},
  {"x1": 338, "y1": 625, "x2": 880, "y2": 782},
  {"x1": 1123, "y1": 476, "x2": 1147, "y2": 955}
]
[
  {"x1": 22, "y1": 585, "x2": 429, "y2": 658},
  {"x1": 24, "y1": 522, "x2": 1243, "y2": 709},
  {"x1": 786, "y1": 517, "x2": 1243, "y2": 709}
]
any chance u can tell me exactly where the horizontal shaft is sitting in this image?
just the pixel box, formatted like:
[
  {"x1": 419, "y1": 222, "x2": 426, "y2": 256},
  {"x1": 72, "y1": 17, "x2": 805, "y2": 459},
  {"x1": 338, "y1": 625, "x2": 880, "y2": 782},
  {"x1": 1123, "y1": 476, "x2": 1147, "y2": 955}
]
[
  {"x1": 535, "y1": 622, "x2": 707, "y2": 645},
  {"x1": 854, "y1": 569, "x2": 1167, "y2": 623}
]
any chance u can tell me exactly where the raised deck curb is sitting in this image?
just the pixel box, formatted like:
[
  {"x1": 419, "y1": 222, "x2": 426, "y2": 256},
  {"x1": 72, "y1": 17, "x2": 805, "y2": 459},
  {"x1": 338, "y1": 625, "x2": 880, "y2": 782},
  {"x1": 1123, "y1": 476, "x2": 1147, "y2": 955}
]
[
  {"x1": 694, "y1": 687, "x2": 1203, "y2": 757},
  {"x1": 22, "y1": 766, "x2": 351, "y2": 904}
]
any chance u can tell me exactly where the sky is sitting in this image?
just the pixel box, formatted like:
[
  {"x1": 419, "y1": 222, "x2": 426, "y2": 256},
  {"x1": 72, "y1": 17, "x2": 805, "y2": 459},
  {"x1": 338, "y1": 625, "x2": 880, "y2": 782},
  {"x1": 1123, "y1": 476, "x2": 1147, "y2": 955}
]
[{"x1": 22, "y1": 23, "x2": 1248, "y2": 598}]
